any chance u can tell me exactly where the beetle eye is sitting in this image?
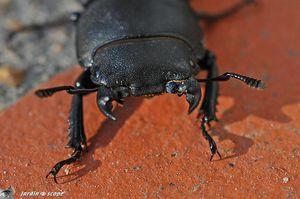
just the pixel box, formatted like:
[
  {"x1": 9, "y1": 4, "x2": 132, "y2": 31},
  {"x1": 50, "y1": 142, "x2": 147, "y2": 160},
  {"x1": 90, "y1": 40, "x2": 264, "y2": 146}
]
[
  {"x1": 177, "y1": 84, "x2": 187, "y2": 95},
  {"x1": 165, "y1": 82, "x2": 178, "y2": 93}
]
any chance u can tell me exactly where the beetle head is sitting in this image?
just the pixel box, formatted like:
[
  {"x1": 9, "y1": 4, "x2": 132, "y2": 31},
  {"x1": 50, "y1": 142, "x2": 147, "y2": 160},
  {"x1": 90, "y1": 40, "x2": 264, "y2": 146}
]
[{"x1": 165, "y1": 77, "x2": 201, "y2": 114}]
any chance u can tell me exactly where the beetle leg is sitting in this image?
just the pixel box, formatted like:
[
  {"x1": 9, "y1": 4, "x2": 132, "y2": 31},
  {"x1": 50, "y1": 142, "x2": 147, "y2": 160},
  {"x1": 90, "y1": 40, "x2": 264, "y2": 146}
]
[
  {"x1": 195, "y1": 0, "x2": 257, "y2": 23},
  {"x1": 200, "y1": 115, "x2": 222, "y2": 161},
  {"x1": 46, "y1": 69, "x2": 97, "y2": 183},
  {"x1": 166, "y1": 75, "x2": 220, "y2": 160},
  {"x1": 197, "y1": 50, "x2": 219, "y2": 122},
  {"x1": 196, "y1": 50, "x2": 221, "y2": 160},
  {"x1": 68, "y1": 69, "x2": 96, "y2": 149},
  {"x1": 196, "y1": 50, "x2": 264, "y2": 160}
]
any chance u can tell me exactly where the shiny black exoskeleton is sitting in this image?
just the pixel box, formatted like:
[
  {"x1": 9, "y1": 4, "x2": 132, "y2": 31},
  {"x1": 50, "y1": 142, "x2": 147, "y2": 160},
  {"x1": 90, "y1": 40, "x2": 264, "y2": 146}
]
[{"x1": 10, "y1": 0, "x2": 264, "y2": 183}]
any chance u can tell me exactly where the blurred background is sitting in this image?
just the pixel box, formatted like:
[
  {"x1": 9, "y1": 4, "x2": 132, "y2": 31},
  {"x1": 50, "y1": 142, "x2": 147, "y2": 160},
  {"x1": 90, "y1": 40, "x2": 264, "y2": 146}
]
[{"x1": 0, "y1": 0, "x2": 83, "y2": 111}]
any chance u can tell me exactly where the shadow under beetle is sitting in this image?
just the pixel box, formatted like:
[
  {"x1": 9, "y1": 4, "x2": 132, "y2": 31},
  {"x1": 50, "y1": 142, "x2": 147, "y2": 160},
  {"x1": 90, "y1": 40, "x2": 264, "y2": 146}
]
[{"x1": 9, "y1": 0, "x2": 265, "y2": 183}]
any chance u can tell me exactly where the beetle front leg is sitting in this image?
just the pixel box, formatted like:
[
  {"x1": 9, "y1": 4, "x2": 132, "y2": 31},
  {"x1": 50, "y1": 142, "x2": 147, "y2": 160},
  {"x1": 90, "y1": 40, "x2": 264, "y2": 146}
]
[
  {"x1": 197, "y1": 50, "x2": 221, "y2": 160},
  {"x1": 197, "y1": 50, "x2": 219, "y2": 122},
  {"x1": 46, "y1": 69, "x2": 97, "y2": 183},
  {"x1": 67, "y1": 69, "x2": 97, "y2": 149},
  {"x1": 166, "y1": 77, "x2": 220, "y2": 160},
  {"x1": 200, "y1": 115, "x2": 222, "y2": 161}
]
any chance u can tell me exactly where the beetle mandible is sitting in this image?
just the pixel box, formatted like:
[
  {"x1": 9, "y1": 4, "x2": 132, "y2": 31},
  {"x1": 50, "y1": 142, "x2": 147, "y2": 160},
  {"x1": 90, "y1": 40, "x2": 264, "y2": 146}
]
[{"x1": 10, "y1": 0, "x2": 264, "y2": 183}]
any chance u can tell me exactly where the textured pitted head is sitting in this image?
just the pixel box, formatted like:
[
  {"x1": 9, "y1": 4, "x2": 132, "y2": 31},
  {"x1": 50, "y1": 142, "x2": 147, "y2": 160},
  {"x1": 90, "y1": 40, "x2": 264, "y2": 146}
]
[{"x1": 90, "y1": 37, "x2": 200, "y2": 96}]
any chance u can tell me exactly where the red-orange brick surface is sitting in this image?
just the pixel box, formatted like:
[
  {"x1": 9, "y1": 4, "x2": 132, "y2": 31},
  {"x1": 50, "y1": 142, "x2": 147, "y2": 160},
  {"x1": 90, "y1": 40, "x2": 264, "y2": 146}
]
[{"x1": 1, "y1": 0, "x2": 299, "y2": 198}]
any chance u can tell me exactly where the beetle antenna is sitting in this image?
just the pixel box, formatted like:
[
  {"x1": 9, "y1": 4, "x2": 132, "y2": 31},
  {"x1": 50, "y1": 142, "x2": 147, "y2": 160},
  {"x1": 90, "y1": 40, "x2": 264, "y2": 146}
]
[
  {"x1": 197, "y1": 72, "x2": 265, "y2": 90},
  {"x1": 35, "y1": 86, "x2": 98, "y2": 98}
]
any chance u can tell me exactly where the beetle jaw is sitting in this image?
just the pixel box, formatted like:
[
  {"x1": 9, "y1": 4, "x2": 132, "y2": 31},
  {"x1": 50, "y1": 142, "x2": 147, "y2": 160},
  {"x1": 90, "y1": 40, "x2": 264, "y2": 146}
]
[{"x1": 166, "y1": 77, "x2": 201, "y2": 114}]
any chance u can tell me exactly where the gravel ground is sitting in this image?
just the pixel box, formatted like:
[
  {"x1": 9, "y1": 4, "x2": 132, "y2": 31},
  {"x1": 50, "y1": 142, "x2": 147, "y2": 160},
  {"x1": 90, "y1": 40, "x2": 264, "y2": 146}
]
[{"x1": 0, "y1": 0, "x2": 83, "y2": 110}]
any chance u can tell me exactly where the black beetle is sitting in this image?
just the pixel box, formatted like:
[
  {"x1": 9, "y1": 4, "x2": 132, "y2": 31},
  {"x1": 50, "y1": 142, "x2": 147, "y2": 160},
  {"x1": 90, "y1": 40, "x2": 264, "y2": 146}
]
[{"x1": 9, "y1": 0, "x2": 264, "y2": 183}]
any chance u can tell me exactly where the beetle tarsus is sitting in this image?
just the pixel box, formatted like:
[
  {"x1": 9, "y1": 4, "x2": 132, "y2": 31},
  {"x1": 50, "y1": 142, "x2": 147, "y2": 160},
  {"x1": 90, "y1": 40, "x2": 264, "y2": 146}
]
[
  {"x1": 46, "y1": 168, "x2": 58, "y2": 184},
  {"x1": 46, "y1": 149, "x2": 82, "y2": 184},
  {"x1": 200, "y1": 115, "x2": 222, "y2": 161},
  {"x1": 210, "y1": 150, "x2": 222, "y2": 162}
]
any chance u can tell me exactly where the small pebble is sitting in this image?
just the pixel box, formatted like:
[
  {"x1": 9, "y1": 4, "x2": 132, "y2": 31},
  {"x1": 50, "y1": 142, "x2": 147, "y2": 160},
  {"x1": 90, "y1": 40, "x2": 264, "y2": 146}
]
[
  {"x1": 0, "y1": 65, "x2": 25, "y2": 87},
  {"x1": 132, "y1": 166, "x2": 141, "y2": 171},
  {"x1": 6, "y1": 19, "x2": 22, "y2": 31},
  {"x1": 159, "y1": 185, "x2": 164, "y2": 190},
  {"x1": 192, "y1": 184, "x2": 201, "y2": 192},
  {"x1": 171, "y1": 151, "x2": 178, "y2": 157},
  {"x1": 51, "y1": 43, "x2": 64, "y2": 54},
  {"x1": 64, "y1": 168, "x2": 70, "y2": 175},
  {"x1": 228, "y1": 163, "x2": 235, "y2": 168},
  {"x1": 283, "y1": 177, "x2": 289, "y2": 183}
]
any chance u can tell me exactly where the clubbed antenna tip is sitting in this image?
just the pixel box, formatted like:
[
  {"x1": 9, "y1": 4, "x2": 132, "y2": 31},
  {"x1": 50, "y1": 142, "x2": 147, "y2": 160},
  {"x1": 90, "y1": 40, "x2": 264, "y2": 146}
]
[
  {"x1": 245, "y1": 78, "x2": 266, "y2": 90},
  {"x1": 197, "y1": 72, "x2": 266, "y2": 90}
]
